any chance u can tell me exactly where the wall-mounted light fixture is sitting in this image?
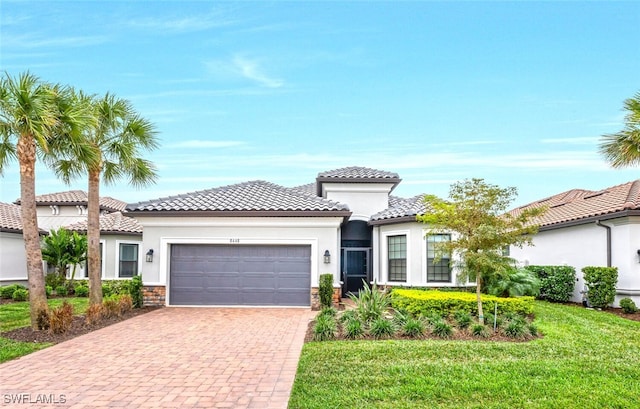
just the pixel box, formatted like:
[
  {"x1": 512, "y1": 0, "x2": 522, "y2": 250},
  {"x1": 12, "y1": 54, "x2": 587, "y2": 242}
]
[
  {"x1": 323, "y1": 250, "x2": 331, "y2": 264},
  {"x1": 146, "y1": 249, "x2": 154, "y2": 263},
  {"x1": 637, "y1": 249, "x2": 640, "y2": 263}
]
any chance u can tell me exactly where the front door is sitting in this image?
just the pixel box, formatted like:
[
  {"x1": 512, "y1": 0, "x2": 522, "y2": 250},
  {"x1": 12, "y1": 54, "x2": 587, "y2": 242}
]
[{"x1": 342, "y1": 248, "x2": 370, "y2": 295}]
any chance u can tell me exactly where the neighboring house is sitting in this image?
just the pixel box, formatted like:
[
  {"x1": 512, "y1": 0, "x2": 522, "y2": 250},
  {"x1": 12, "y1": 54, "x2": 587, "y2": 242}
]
[
  {"x1": 0, "y1": 202, "x2": 33, "y2": 285},
  {"x1": 66, "y1": 212, "x2": 143, "y2": 280},
  {"x1": 11, "y1": 190, "x2": 142, "y2": 281},
  {"x1": 126, "y1": 166, "x2": 467, "y2": 308},
  {"x1": 508, "y1": 180, "x2": 640, "y2": 306}
]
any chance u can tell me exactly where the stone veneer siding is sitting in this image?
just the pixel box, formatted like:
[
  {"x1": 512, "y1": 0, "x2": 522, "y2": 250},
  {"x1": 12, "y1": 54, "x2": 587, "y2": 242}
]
[
  {"x1": 143, "y1": 285, "x2": 166, "y2": 306},
  {"x1": 310, "y1": 287, "x2": 342, "y2": 310}
]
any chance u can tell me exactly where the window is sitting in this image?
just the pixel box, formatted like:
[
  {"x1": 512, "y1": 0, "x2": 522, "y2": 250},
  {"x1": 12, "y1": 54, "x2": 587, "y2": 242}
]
[
  {"x1": 427, "y1": 234, "x2": 451, "y2": 282},
  {"x1": 388, "y1": 235, "x2": 407, "y2": 282},
  {"x1": 119, "y1": 243, "x2": 138, "y2": 278}
]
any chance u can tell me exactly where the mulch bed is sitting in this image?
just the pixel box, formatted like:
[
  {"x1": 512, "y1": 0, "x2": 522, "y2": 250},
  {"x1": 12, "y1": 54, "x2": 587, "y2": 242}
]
[
  {"x1": 603, "y1": 307, "x2": 640, "y2": 322},
  {"x1": 1, "y1": 306, "x2": 161, "y2": 344}
]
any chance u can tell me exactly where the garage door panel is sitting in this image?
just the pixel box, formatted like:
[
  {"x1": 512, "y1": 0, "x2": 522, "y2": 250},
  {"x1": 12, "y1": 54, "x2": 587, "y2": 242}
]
[{"x1": 170, "y1": 244, "x2": 310, "y2": 306}]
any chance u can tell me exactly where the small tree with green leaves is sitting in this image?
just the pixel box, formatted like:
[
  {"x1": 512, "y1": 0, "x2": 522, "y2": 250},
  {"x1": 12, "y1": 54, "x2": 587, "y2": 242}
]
[
  {"x1": 41, "y1": 227, "x2": 87, "y2": 287},
  {"x1": 417, "y1": 179, "x2": 546, "y2": 324}
]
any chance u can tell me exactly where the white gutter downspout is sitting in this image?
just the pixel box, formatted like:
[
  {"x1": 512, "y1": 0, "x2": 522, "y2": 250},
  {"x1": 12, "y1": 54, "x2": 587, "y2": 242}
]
[{"x1": 595, "y1": 220, "x2": 611, "y2": 267}]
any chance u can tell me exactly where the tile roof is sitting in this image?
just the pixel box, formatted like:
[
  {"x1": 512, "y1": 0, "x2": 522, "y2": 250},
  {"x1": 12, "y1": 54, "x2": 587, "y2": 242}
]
[
  {"x1": 508, "y1": 180, "x2": 640, "y2": 228},
  {"x1": 15, "y1": 190, "x2": 127, "y2": 212},
  {"x1": 126, "y1": 180, "x2": 351, "y2": 214},
  {"x1": 0, "y1": 202, "x2": 25, "y2": 233},
  {"x1": 317, "y1": 166, "x2": 400, "y2": 180},
  {"x1": 370, "y1": 195, "x2": 427, "y2": 224},
  {"x1": 66, "y1": 212, "x2": 142, "y2": 235}
]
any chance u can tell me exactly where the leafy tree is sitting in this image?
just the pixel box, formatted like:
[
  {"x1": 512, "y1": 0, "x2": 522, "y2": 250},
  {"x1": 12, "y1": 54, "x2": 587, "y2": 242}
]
[
  {"x1": 599, "y1": 91, "x2": 640, "y2": 168},
  {"x1": 0, "y1": 72, "x2": 95, "y2": 329},
  {"x1": 417, "y1": 179, "x2": 545, "y2": 324},
  {"x1": 41, "y1": 227, "x2": 73, "y2": 278},
  {"x1": 67, "y1": 230, "x2": 88, "y2": 285},
  {"x1": 50, "y1": 92, "x2": 158, "y2": 305}
]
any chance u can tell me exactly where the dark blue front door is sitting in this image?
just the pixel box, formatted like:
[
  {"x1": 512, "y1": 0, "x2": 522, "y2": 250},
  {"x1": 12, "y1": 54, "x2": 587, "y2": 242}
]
[{"x1": 343, "y1": 248, "x2": 370, "y2": 294}]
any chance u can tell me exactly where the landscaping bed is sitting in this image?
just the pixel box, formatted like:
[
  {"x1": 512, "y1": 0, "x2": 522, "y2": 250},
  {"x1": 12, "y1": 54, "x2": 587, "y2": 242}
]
[{"x1": 1, "y1": 306, "x2": 159, "y2": 345}]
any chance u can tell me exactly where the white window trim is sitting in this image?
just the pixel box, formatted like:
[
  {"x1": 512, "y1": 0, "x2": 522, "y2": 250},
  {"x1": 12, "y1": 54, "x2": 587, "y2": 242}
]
[
  {"x1": 115, "y1": 240, "x2": 142, "y2": 279},
  {"x1": 381, "y1": 230, "x2": 410, "y2": 285}
]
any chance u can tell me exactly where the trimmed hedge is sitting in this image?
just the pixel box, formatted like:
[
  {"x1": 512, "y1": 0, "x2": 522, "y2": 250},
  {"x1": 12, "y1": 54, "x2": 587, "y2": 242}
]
[
  {"x1": 319, "y1": 274, "x2": 334, "y2": 308},
  {"x1": 525, "y1": 265, "x2": 576, "y2": 302},
  {"x1": 582, "y1": 266, "x2": 618, "y2": 308},
  {"x1": 391, "y1": 289, "x2": 534, "y2": 317}
]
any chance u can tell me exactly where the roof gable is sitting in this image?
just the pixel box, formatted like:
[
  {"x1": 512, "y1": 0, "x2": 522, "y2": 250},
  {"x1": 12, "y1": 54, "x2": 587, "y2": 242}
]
[
  {"x1": 66, "y1": 212, "x2": 142, "y2": 235},
  {"x1": 15, "y1": 190, "x2": 127, "y2": 212},
  {"x1": 369, "y1": 195, "x2": 427, "y2": 225}
]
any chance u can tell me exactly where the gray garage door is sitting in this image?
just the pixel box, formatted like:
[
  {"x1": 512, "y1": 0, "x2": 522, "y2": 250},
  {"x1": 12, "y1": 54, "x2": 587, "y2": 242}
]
[{"x1": 169, "y1": 244, "x2": 311, "y2": 306}]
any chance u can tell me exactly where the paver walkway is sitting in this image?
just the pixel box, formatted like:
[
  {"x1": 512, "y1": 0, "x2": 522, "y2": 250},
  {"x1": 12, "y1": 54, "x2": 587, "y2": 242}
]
[{"x1": 0, "y1": 308, "x2": 315, "y2": 409}]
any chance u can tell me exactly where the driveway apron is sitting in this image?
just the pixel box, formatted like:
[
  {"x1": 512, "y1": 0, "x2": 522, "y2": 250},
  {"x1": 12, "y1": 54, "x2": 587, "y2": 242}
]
[{"x1": 0, "y1": 308, "x2": 315, "y2": 409}]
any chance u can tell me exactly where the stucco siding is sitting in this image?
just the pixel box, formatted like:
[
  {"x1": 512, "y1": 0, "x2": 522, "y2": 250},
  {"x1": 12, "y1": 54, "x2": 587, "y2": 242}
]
[
  {"x1": 511, "y1": 217, "x2": 640, "y2": 305},
  {"x1": 323, "y1": 183, "x2": 395, "y2": 219}
]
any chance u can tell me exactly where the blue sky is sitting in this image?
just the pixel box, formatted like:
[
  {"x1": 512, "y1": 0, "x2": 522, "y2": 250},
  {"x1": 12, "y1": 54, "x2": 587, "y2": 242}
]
[{"x1": 1, "y1": 1, "x2": 639, "y2": 207}]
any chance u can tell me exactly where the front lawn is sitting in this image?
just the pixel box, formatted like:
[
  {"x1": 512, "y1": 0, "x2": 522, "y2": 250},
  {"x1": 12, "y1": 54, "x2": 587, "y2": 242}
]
[
  {"x1": 289, "y1": 302, "x2": 640, "y2": 408},
  {"x1": 0, "y1": 298, "x2": 89, "y2": 364}
]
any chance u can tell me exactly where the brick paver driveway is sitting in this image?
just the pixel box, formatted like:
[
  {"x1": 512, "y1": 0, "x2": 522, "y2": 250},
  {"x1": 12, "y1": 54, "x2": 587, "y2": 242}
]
[{"x1": 0, "y1": 308, "x2": 315, "y2": 409}]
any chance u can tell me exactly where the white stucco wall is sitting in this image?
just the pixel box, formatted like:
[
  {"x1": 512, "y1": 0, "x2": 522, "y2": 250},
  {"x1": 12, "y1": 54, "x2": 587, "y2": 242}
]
[
  {"x1": 0, "y1": 232, "x2": 29, "y2": 283},
  {"x1": 322, "y1": 183, "x2": 395, "y2": 219},
  {"x1": 133, "y1": 216, "x2": 344, "y2": 293},
  {"x1": 510, "y1": 217, "x2": 640, "y2": 306},
  {"x1": 373, "y1": 222, "x2": 467, "y2": 288},
  {"x1": 73, "y1": 235, "x2": 142, "y2": 280},
  {"x1": 36, "y1": 204, "x2": 87, "y2": 231}
]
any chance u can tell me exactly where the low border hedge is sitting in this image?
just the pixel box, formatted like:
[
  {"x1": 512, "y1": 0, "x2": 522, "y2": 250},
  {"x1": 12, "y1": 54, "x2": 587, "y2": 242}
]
[{"x1": 391, "y1": 289, "x2": 535, "y2": 317}]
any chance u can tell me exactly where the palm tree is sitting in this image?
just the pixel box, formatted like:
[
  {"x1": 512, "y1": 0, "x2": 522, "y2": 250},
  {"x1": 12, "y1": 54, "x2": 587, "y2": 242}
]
[
  {"x1": 600, "y1": 92, "x2": 640, "y2": 168},
  {"x1": 51, "y1": 92, "x2": 158, "y2": 306},
  {"x1": 0, "y1": 72, "x2": 94, "y2": 329}
]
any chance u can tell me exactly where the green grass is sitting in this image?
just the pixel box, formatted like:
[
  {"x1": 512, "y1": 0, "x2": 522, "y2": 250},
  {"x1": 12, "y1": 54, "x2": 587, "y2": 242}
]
[
  {"x1": 0, "y1": 297, "x2": 89, "y2": 363},
  {"x1": 289, "y1": 302, "x2": 640, "y2": 409},
  {"x1": 0, "y1": 297, "x2": 89, "y2": 332}
]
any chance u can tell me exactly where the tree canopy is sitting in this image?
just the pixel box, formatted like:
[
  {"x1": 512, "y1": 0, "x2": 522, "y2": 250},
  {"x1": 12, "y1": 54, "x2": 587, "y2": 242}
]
[
  {"x1": 417, "y1": 178, "x2": 546, "y2": 324},
  {"x1": 599, "y1": 91, "x2": 640, "y2": 168}
]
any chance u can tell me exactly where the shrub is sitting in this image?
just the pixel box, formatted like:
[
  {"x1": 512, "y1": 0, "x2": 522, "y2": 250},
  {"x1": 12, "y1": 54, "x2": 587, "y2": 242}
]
[
  {"x1": 349, "y1": 281, "x2": 391, "y2": 324},
  {"x1": 102, "y1": 295, "x2": 122, "y2": 318},
  {"x1": 129, "y1": 275, "x2": 144, "y2": 308},
  {"x1": 55, "y1": 285, "x2": 68, "y2": 296},
  {"x1": 392, "y1": 309, "x2": 410, "y2": 329},
  {"x1": 118, "y1": 294, "x2": 134, "y2": 313},
  {"x1": 392, "y1": 288, "x2": 534, "y2": 317},
  {"x1": 45, "y1": 272, "x2": 66, "y2": 290},
  {"x1": 369, "y1": 318, "x2": 394, "y2": 339},
  {"x1": 528, "y1": 323, "x2": 539, "y2": 337},
  {"x1": 344, "y1": 317, "x2": 365, "y2": 339},
  {"x1": 426, "y1": 312, "x2": 445, "y2": 326},
  {"x1": 37, "y1": 309, "x2": 50, "y2": 330},
  {"x1": 85, "y1": 303, "x2": 104, "y2": 325},
  {"x1": 313, "y1": 313, "x2": 337, "y2": 341},
  {"x1": 619, "y1": 298, "x2": 638, "y2": 314},
  {"x1": 339, "y1": 309, "x2": 358, "y2": 324},
  {"x1": 12, "y1": 288, "x2": 28, "y2": 301},
  {"x1": 1, "y1": 284, "x2": 21, "y2": 299},
  {"x1": 320, "y1": 306, "x2": 337, "y2": 318},
  {"x1": 486, "y1": 268, "x2": 541, "y2": 298},
  {"x1": 583, "y1": 267, "x2": 618, "y2": 308},
  {"x1": 454, "y1": 310, "x2": 472, "y2": 329},
  {"x1": 504, "y1": 318, "x2": 527, "y2": 339},
  {"x1": 403, "y1": 318, "x2": 425, "y2": 338},
  {"x1": 49, "y1": 301, "x2": 74, "y2": 334},
  {"x1": 45, "y1": 285, "x2": 53, "y2": 297},
  {"x1": 102, "y1": 280, "x2": 130, "y2": 297},
  {"x1": 525, "y1": 265, "x2": 576, "y2": 302},
  {"x1": 472, "y1": 323, "x2": 489, "y2": 338},
  {"x1": 432, "y1": 320, "x2": 453, "y2": 338},
  {"x1": 486, "y1": 313, "x2": 504, "y2": 330},
  {"x1": 319, "y1": 274, "x2": 334, "y2": 309},
  {"x1": 74, "y1": 284, "x2": 89, "y2": 297}
]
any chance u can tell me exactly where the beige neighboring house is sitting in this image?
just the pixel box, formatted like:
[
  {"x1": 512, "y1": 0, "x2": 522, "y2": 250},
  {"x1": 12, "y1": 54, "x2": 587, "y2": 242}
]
[
  {"x1": 0, "y1": 202, "x2": 35, "y2": 285},
  {"x1": 509, "y1": 180, "x2": 640, "y2": 307},
  {"x1": 8, "y1": 190, "x2": 143, "y2": 282}
]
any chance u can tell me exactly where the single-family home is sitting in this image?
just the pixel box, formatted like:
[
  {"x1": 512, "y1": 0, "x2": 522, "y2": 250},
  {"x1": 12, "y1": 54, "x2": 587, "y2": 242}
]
[
  {"x1": 126, "y1": 166, "x2": 468, "y2": 308},
  {"x1": 508, "y1": 180, "x2": 640, "y2": 306}
]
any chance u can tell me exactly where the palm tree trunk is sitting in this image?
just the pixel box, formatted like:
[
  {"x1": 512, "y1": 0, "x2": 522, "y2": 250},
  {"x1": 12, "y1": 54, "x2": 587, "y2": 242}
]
[
  {"x1": 87, "y1": 168, "x2": 102, "y2": 305},
  {"x1": 17, "y1": 135, "x2": 49, "y2": 330}
]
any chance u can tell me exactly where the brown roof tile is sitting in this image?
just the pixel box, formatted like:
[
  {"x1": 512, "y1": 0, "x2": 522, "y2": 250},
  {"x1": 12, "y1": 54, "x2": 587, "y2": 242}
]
[
  {"x1": 15, "y1": 190, "x2": 127, "y2": 212},
  {"x1": 0, "y1": 202, "x2": 25, "y2": 233},
  {"x1": 508, "y1": 180, "x2": 640, "y2": 228},
  {"x1": 66, "y1": 212, "x2": 142, "y2": 235}
]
